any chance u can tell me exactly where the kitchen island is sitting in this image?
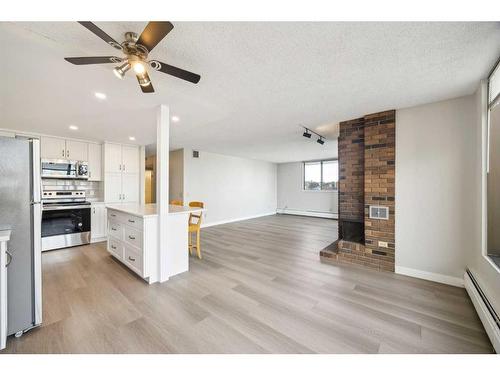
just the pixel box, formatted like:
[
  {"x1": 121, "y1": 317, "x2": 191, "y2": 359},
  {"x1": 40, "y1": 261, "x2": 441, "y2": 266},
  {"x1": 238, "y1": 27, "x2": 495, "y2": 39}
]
[{"x1": 105, "y1": 203, "x2": 204, "y2": 284}]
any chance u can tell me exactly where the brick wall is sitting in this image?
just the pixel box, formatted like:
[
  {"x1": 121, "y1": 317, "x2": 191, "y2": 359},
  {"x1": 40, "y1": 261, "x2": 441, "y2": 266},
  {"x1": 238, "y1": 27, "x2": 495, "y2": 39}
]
[
  {"x1": 338, "y1": 117, "x2": 365, "y2": 222},
  {"x1": 321, "y1": 110, "x2": 396, "y2": 272}
]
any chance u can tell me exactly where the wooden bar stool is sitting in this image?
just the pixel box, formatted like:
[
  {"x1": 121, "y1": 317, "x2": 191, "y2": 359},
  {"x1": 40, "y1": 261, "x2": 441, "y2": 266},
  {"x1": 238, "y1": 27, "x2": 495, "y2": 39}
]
[
  {"x1": 188, "y1": 201, "x2": 204, "y2": 259},
  {"x1": 170, "y1": 199, "x2": 184, "y2": 206}
]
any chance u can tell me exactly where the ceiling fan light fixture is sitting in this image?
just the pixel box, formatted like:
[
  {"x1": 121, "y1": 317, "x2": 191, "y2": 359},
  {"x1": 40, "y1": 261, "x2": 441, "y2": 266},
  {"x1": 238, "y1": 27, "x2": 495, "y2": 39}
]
[
  {"x1": 113, "y1": 61, "x2": 131, "y2": 79},
  {"x1": 132, "y1": 62, "x2": 146, "y2": 75}
]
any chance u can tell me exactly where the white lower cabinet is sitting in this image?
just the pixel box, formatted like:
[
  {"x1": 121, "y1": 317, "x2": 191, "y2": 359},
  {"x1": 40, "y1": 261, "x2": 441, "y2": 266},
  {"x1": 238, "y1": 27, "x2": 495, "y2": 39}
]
[
  {"x1": 91, "y1": 203, "x2": 107, "y2": 242},
  {"x1": 106, "y1": 209, "x2": 158, "y2": 283}
]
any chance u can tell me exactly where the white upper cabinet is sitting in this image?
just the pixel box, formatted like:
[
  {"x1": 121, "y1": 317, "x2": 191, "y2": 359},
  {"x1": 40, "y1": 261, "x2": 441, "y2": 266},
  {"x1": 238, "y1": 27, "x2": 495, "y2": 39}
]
[
  {"x1": 121, "y1": 145, "x2": 140, "y2": 174},
  {"x1": 103, "y1": 143, "x2": 140, "y2": 204},
  {"x1": 65, "y1": 140, "x2": 88, "y2": 161},
  {"x1": 41, "y1": 137, "x2": 89, "y2": 161},
  {"x1": 41, "y1": 136, "x2": 66, "y2": 159},
  {"x1": 88, "y1": 143, "x2": 102, "y2": 181},
  {"x1": 104, "y1": 143, "x2": 123, "y2": 173}
]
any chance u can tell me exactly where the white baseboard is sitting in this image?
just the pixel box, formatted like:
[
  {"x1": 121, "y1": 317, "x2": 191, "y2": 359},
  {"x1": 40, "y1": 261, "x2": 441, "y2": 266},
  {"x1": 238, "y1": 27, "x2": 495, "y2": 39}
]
[
  {"x1": 464, "y1": 271, "x2": 500, "y2": 353},
  {"x1": 276, "y1": 208, "x2": 338, "y2": 219},
  {"x1": 395, "y1": 266, "x2": 464, "y2": 287},
  {"x1": 201, "y1": 212, "x2": 277, "y2": 228}
]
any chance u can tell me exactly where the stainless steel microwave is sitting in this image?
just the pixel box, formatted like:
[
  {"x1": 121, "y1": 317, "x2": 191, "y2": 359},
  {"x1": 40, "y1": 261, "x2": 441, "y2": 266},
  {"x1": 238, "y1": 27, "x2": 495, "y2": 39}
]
[{"x1": 41, "y1": 159, "x2": 89, "y2": 179}]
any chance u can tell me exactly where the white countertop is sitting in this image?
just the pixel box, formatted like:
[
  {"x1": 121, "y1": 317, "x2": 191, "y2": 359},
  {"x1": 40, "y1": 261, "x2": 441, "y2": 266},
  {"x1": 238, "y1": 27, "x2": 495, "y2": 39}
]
[
  {"x1": 106, "y1": 203, "x2": 205, "y2": 218},
  {"x1": 0, "y1": 230, "x2": 11, "y2": 242}
]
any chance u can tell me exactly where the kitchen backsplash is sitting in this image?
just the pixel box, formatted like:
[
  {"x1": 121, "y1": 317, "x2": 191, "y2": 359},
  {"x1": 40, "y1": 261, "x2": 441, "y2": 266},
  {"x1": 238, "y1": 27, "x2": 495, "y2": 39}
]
[{"x1": 41, "y1": 179, "x2": 103, "y2": 202}]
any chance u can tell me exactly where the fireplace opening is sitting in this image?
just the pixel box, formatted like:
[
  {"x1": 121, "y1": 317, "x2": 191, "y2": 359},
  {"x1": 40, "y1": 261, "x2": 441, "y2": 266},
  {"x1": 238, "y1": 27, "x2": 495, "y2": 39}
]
[{"x1": 339, "y1": 219, "x2": 365, "y2": 244}]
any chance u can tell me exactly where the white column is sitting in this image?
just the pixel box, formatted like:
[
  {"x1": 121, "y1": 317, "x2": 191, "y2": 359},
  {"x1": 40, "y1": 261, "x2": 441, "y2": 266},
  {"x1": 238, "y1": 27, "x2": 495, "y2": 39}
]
[
  {"x1": 156, "y1": 105, "x2": 170, "y2": 282},
  {"x1": 139, "y1": 146, "x2": 146, "y2": 204}
]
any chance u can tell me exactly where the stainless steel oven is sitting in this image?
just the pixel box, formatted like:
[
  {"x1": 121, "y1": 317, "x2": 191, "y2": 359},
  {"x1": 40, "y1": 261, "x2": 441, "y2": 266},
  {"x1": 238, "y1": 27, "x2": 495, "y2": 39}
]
[
  {"x1": 41, "y1": 190, "x2": 91, "y2": 251},
  {"x1": 41, "y1": 159, "x2": 89, "y2": 179}
]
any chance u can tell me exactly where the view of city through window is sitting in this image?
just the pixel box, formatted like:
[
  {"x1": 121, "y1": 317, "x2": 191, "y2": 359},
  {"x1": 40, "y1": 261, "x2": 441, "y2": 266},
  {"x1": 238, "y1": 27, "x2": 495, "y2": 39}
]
[{"x1": 304, "y1": 160, "x2": 338, "y2": 190}]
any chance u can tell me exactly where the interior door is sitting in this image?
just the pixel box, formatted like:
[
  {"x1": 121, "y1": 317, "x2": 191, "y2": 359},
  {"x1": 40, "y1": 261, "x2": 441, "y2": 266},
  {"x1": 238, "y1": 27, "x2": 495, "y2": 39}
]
[
  {"x1": 88, "y1": 143, "x2": 102, "y2": 181},
  {"x1": 41, "y1": 136, "x2": 66, "y2": 159},
  {"x1": 104, "y1": 143, "x2": 123, "y2": 173},
  {"x1": 121, "y1": 173, "x2": 139, "y2": 203},
  {"x1": 66, "y1": 140, "x2": 88, "y2": 161},
  {"x1": 121, "y1": 145, "x2": 140, "y2": 174}
]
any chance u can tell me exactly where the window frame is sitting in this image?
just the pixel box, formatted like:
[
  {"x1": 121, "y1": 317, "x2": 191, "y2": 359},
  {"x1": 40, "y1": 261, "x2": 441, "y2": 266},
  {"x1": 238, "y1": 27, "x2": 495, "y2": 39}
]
[{"x1": 302, "y1": 159, "x2": 338, "y2": 192}]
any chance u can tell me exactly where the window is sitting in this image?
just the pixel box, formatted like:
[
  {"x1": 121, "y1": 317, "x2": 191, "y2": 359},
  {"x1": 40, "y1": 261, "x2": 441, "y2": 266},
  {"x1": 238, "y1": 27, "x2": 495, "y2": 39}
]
[{"x1": 304, "y1": 160, "x2": 338, "y2": 191}]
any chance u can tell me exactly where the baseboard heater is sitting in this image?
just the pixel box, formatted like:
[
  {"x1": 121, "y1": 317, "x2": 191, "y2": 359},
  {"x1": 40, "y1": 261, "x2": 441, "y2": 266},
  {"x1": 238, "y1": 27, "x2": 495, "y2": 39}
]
[
  {"x1": 464, "y1": 269, "x2": 500, "y2": 353},
  {"x1": 276, "y1": 208, "x2": 338, "y2": 219}
]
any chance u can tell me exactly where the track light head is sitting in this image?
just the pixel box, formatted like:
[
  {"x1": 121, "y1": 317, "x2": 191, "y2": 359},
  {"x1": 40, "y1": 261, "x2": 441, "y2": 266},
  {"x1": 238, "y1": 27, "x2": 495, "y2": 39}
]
[
  {"x1": 317, "y1": 137, "x2": 325, "y2": 145},
  {"x1": 303, "y1": 130, "x2": 312, "y2": 138}
]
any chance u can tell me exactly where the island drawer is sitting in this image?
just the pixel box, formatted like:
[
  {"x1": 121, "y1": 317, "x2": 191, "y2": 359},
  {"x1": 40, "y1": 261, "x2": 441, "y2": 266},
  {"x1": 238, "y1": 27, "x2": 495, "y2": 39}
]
[
  {"x1": 121, "y1": 214, "x2": 143, "y2": 230},
  {"x1": 123, "y1": 245, "x2": 143, "y2": 276},
  {"x1": 107, "y1": 238, "x2": 123, "y2": 260},
  {"x1": 108, "y1": 220, "x2": 122, "y2": 239},
  {"x1": 123, "y1": 226, "x2": 143, "y2": 250}
]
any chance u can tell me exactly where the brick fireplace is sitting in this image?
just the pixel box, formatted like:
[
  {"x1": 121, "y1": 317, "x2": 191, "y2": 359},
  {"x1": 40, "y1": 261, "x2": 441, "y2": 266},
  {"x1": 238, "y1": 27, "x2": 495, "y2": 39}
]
[{"x1": 320, "y1": 110, "x2": 395, "y2": 272}]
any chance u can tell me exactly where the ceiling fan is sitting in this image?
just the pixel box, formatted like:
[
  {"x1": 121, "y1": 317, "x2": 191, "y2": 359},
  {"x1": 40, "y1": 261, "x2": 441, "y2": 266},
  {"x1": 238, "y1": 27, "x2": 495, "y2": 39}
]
[{"x1": 64, "y1": 21, "x2": 201, "y2": 93}]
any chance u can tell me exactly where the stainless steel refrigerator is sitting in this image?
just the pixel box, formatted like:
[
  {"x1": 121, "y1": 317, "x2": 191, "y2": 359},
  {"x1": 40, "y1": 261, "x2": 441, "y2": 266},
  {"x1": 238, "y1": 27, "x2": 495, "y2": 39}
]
[{"x1": 0, "y1": 136, "x2": 42, "y2": 336}]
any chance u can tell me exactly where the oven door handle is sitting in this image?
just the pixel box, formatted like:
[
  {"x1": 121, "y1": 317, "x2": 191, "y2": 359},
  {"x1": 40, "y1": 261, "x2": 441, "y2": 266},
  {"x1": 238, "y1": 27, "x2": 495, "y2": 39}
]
[{"x1": 42, "y1": 205, "x2": 91, "y2": 211}]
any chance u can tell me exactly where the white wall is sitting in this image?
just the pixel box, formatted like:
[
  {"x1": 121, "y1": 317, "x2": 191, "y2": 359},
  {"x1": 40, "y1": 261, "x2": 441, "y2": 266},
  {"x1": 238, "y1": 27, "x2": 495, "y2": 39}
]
[
  {"x1": 183, "y1": 149, "x2": 277, "y2": 226},
  {"x1": 395, "y1": 95, "x2": 478, "y2": 286},
  {"x1": 277, "y1": 162, "x2": 338, "y2": 218},
  {"x1": 169, "y1": 149, "x2": 184, "y2": 202}
]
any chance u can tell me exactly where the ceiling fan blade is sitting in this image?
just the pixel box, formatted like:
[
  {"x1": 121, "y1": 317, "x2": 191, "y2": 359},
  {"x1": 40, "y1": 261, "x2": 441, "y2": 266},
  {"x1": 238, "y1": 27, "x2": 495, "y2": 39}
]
[
  {"x1": 136, "y1": 22, "x2": 174, "y2": 52},
  {"x1": 78, "y1": 21, "x2": 122, "y2": 50},
  {"x1": 150, "y1": 60, "x2": 201, "y2": 84},
  {"x1": 64, "y1": 56, "x2": 122, "y2": 65},
  {"x1": 137, "y1": 72, "x2": 155, "y2": 93}
]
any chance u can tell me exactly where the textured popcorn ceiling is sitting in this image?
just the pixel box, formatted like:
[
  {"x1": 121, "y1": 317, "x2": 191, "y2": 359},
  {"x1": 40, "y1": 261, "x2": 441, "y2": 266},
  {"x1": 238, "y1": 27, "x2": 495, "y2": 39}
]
[{"x1": 0, "y1": 22, "x2": 499, "y2": 163}]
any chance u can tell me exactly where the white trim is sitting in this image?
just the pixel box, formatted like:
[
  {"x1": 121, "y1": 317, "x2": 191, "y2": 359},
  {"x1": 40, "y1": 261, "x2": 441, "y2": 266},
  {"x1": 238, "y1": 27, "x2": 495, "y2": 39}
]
[
  {"x1": 201, "y1": 212, "x2": 277, "y2": 228},
  {"x1": 464, "y1": 271, "x2": 500, "y2": 353},
  {"x1": 276, "y1": 208, "x2": 338, "y2": 219},
  {"x1": 395, "y1": 266, "x2": 464, "y2": 287}
]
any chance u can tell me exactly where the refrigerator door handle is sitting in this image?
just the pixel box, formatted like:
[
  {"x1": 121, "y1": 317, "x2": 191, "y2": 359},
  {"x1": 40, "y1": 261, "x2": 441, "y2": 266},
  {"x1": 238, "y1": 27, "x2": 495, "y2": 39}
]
[
  {"x1": 31, "y1": 139, "x2": 41, "y2": 203},
  {"x1": 32, "y1": 203, "x2": 42, "y2": 326}
]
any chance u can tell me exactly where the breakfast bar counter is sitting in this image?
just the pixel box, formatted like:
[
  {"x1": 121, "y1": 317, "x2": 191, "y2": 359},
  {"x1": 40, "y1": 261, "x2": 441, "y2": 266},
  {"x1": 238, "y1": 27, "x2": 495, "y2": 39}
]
[{"x1": 105, "y1": 203, "x2": 204, "y2": 284}]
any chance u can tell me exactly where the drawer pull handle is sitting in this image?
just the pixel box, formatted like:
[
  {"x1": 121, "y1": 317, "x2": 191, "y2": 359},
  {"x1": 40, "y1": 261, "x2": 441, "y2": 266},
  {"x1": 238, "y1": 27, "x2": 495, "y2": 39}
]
[
  {"x1": 128, "y1": 235, "x2": 136, "y2": 240},
  {"x1": 128, "y1": 219, "x2": 135, "y2": 223},
  {"x1": 111, "y1": 245, "x2": 117, "y2": 249},
  {"x1": 111, "y1": 214, "x2": 116, "y2": 217},
  {"x1": 111, "y1": 227, "x2": 117, "y2": 231},
  {"x1": 128, "y1": 256, "x2": 135, "y2": 262}
]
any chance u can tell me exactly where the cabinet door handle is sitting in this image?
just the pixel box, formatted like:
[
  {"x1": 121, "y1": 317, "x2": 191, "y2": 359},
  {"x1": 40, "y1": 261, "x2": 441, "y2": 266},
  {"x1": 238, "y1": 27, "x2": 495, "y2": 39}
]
[
  {"x1": 128, "y1": 219, "x2": 135, "y2": 223},
  {"x1": 66, "y1": 150, "x2": 69, "y2": 158},
  {"x1": 62, "y1": 149, "x2": 65, "y2": 157},
  {"x1": 119, "y1": 164, "x2": 122, "y2": 171},
  {"x1": 128, "y1": 256, "x2": 135, "y2": 262},
  {"x1": 110, "y1": 213, "x2": 116, "y2": 217},
  {"x1": 128, "y1": 235, "x2": 136, "y2": 240},
  {"x1": 123, "y1": 164, "x2": 125, "y2": 171}
]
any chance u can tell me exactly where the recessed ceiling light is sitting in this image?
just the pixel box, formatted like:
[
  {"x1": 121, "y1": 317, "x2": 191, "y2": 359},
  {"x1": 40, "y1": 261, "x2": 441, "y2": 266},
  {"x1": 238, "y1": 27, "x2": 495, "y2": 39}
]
[
  {"x1": 129, "y1": 136, "x2": 136, "y2": 141},
  {"x1": 171, "y1": 116, "x2": 180, "y2": 123},
  {"x1": 94, "y1": 92, "x2": 107, "y2": 100},
  {"x1": 69, "y1": 125, "x2": 78, "y2": 130}
]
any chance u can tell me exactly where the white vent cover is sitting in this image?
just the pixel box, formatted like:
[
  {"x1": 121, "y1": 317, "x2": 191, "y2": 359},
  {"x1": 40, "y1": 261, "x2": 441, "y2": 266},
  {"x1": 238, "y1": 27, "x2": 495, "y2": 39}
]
[{"x1": 369, "y1": 205, "x2": 389, "y2": 220}]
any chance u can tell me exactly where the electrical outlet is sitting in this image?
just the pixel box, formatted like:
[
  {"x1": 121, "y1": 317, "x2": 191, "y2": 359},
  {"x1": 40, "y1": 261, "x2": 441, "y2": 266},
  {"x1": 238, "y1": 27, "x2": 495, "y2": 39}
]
[{"x1": 378, "y1": 241, "x2": 388, "y2": 248}]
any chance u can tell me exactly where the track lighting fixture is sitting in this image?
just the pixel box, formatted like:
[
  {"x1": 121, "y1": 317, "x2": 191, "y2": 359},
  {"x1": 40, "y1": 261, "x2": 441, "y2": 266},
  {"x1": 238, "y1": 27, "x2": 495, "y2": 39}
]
[{"x1": 301, "y1": 126, "x2": 326, "y2": 145}]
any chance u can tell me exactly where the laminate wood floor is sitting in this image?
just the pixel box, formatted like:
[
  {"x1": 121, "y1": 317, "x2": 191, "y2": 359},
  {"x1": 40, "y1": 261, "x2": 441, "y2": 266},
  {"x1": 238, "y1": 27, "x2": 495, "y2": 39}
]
[{"x1": 3, "y1": 214, "x2": 494, "y2": 353}]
